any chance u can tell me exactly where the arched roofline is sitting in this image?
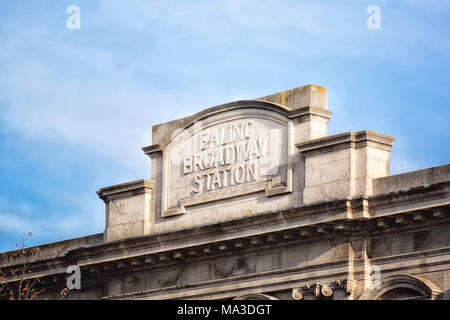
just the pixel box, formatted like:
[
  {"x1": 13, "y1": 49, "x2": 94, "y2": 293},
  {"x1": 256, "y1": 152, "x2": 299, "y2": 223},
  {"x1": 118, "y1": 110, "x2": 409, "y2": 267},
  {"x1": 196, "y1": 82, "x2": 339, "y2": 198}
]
[{"x1": 144, "y1": 99, "x2": 331, "y2": 154}]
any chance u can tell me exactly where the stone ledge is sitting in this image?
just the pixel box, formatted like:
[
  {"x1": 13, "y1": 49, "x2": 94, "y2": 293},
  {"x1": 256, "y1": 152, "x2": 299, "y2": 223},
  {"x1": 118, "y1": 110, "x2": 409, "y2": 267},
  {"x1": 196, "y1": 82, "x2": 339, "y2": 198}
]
[
  {"x1": 97, "y1": 179, "x2": 155, "y2": 202},
  {"x1": 373, "y1": 164, "x2": 450, "y2": 195},
  {"x1": 296, "y1": 130, "x2": 395, "y2": 156},
  {"x1": 141, "y1": 144, "x2": 161, "y2": 159},
  {"x1": 256, "y1": 84, "x2": 328, "y2": 110},
  {"x1": 69, "y1": 187, "x2": 450, "y2": 265},
  {"x1": 2, "y1": 184, "x2": 449, "y2": 278},
  {"x1": 288, "y1": 106, "x2": 332, "y2": 122},
  {"x1": 369, "y1": 181, "x2": 450, "y2": 213},
  {"x1": 0, "y1": 233, "x2": 103, "y2": 268},
  {"x1": 1, "y1": 205, "x2": 449, "y2": 289}
]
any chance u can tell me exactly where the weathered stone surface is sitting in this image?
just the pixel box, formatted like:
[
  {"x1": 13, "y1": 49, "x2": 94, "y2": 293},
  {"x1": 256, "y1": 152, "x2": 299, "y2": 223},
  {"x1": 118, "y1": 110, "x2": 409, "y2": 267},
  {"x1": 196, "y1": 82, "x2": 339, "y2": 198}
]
[
  {"x1": 0, "y1": 233, "x2": 102, "y2": 266},
  {"x1": 297, "y1": 131, "x2": 395, "y2": 203},
  {"x1": 373, "y1": 164, "x2": 450, "y2": 195},
  {"x1": 257, "y1": 84, "x2": 328, "y2": 110},
  {"x1": 97, "y1": 179, "x2": 155, "y2": 242},
  {"x1": 1, "y1": 84, "x2": 449, "y2": 301}
]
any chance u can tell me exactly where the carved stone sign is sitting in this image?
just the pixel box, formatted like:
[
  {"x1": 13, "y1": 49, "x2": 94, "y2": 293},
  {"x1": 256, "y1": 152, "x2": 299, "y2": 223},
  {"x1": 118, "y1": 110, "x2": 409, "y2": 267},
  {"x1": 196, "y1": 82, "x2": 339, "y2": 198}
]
[
  {"x1": 134, "y1": 85, "x2": 335, "y2": 233},
  {"x1": 162, "y1": 107, "x2": 293, "y2": 217},
  {"x1": 99, "y1": 84, "x2": 396, "y2": 241}
]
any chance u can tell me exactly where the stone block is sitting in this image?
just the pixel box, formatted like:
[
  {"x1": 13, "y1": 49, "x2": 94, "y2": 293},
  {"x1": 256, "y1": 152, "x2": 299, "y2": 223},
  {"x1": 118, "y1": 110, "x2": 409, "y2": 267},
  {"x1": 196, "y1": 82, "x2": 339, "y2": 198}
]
[
  {"x1": 257, "y1": 84, "x2": 328, "y2": 110},
  {"x1": 298, "y1": 131, "x2": 395, "y2": 203},
  {"x1": 97, "y1": 179, "x2": 155, "y2": 242}
]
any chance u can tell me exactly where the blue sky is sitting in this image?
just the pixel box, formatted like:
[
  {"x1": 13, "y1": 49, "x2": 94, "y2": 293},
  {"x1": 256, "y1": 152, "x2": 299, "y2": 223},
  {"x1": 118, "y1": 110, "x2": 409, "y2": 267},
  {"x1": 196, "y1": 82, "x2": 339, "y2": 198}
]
[{"x1": 0, "y1": 0, "x2": 449, "y2": 252}]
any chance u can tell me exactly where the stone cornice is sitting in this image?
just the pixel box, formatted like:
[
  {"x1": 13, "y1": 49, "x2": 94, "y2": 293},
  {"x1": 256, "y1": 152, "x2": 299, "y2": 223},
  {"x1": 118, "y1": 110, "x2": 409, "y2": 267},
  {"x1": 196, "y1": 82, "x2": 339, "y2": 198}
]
[
  {"x1": 373, "y1": 164, "x2": 450, "y2": 195},
  {"x1": 141, "y1": 144, "x2": 162, "y2": 159},
  {"x1": 97, "y1": 179, "x2": 155, "y2": 202},
  {"x1": 368, "y1": 181, "x2": 450, "y2": 217},
  {"x1": 287, "y1": 106, "x2": 332, "y2": 122},
  {"x1": 1, "y1": 182, "x2": 449, "y2": 287},
  {"x1": 296, "y1": 130, "x2": 395, "y2": 156}
]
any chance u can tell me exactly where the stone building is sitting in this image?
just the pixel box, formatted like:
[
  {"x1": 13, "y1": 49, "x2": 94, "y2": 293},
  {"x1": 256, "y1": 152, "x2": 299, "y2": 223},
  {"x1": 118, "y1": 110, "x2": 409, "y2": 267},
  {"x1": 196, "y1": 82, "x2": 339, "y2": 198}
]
[{"x1": 1, "y1": 84, "x2": 449, "y2": 300}]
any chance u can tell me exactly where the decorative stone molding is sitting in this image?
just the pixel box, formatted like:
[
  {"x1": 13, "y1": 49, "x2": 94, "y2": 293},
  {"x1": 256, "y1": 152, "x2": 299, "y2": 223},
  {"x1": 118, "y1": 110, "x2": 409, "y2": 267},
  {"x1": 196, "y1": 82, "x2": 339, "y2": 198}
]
[{"x1": 292, "y1": 279, "x2": 353, "y2": 300}]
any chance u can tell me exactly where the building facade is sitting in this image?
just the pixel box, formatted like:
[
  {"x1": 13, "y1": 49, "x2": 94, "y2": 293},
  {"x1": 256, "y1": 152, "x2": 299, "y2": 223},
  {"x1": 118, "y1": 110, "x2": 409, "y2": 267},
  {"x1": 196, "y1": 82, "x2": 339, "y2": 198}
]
[{"x1": 1, "y1": 84, "x2": 449, "y2": 300}]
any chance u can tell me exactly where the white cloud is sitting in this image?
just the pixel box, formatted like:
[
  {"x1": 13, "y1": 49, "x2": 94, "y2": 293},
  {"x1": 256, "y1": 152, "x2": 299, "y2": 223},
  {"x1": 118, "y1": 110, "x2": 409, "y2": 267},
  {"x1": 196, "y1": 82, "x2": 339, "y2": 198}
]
[
  {"x1": 0, "y1": 23, "x2": 259, "y2": 172},
  {"x1": 1, "y1": 1, "x2": 448, "y2": 172},
  {"x1": 0, "y1": 32, "x2": 177, "y2": 171},
  {"x1": 93, "y1": 0, "x2": 450, "y2": 63}
]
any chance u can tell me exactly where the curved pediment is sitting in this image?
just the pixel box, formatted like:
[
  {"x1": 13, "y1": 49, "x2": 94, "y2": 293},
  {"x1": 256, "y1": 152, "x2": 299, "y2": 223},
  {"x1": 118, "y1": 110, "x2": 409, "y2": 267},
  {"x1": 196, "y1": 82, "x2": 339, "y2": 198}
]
[
  {"x1": 139, "y1": 84, "x2": 332, "y2": 225},
  {"x1": 156, "y1": 103, "x2": 295, "y2": 217},
  {"x1": 145, "y1": 100, "x2": 291, "y2": 153}
]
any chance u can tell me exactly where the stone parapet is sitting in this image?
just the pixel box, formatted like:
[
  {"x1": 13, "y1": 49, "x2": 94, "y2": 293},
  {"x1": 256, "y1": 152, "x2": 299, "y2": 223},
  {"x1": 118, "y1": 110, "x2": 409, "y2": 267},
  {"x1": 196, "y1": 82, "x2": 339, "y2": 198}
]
[
  {"x1": 256, "y1": 84, "x2": 328, "y2": 110},
  {"x1": 373, "y1": 164, "x2": 450, "y2": 195},
  {"x1": 297, "y1": 130, "x2": 395, "y2": 203},
  {"x1": 97, "y1": 179, "x2": 155, "y2": 242}
]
